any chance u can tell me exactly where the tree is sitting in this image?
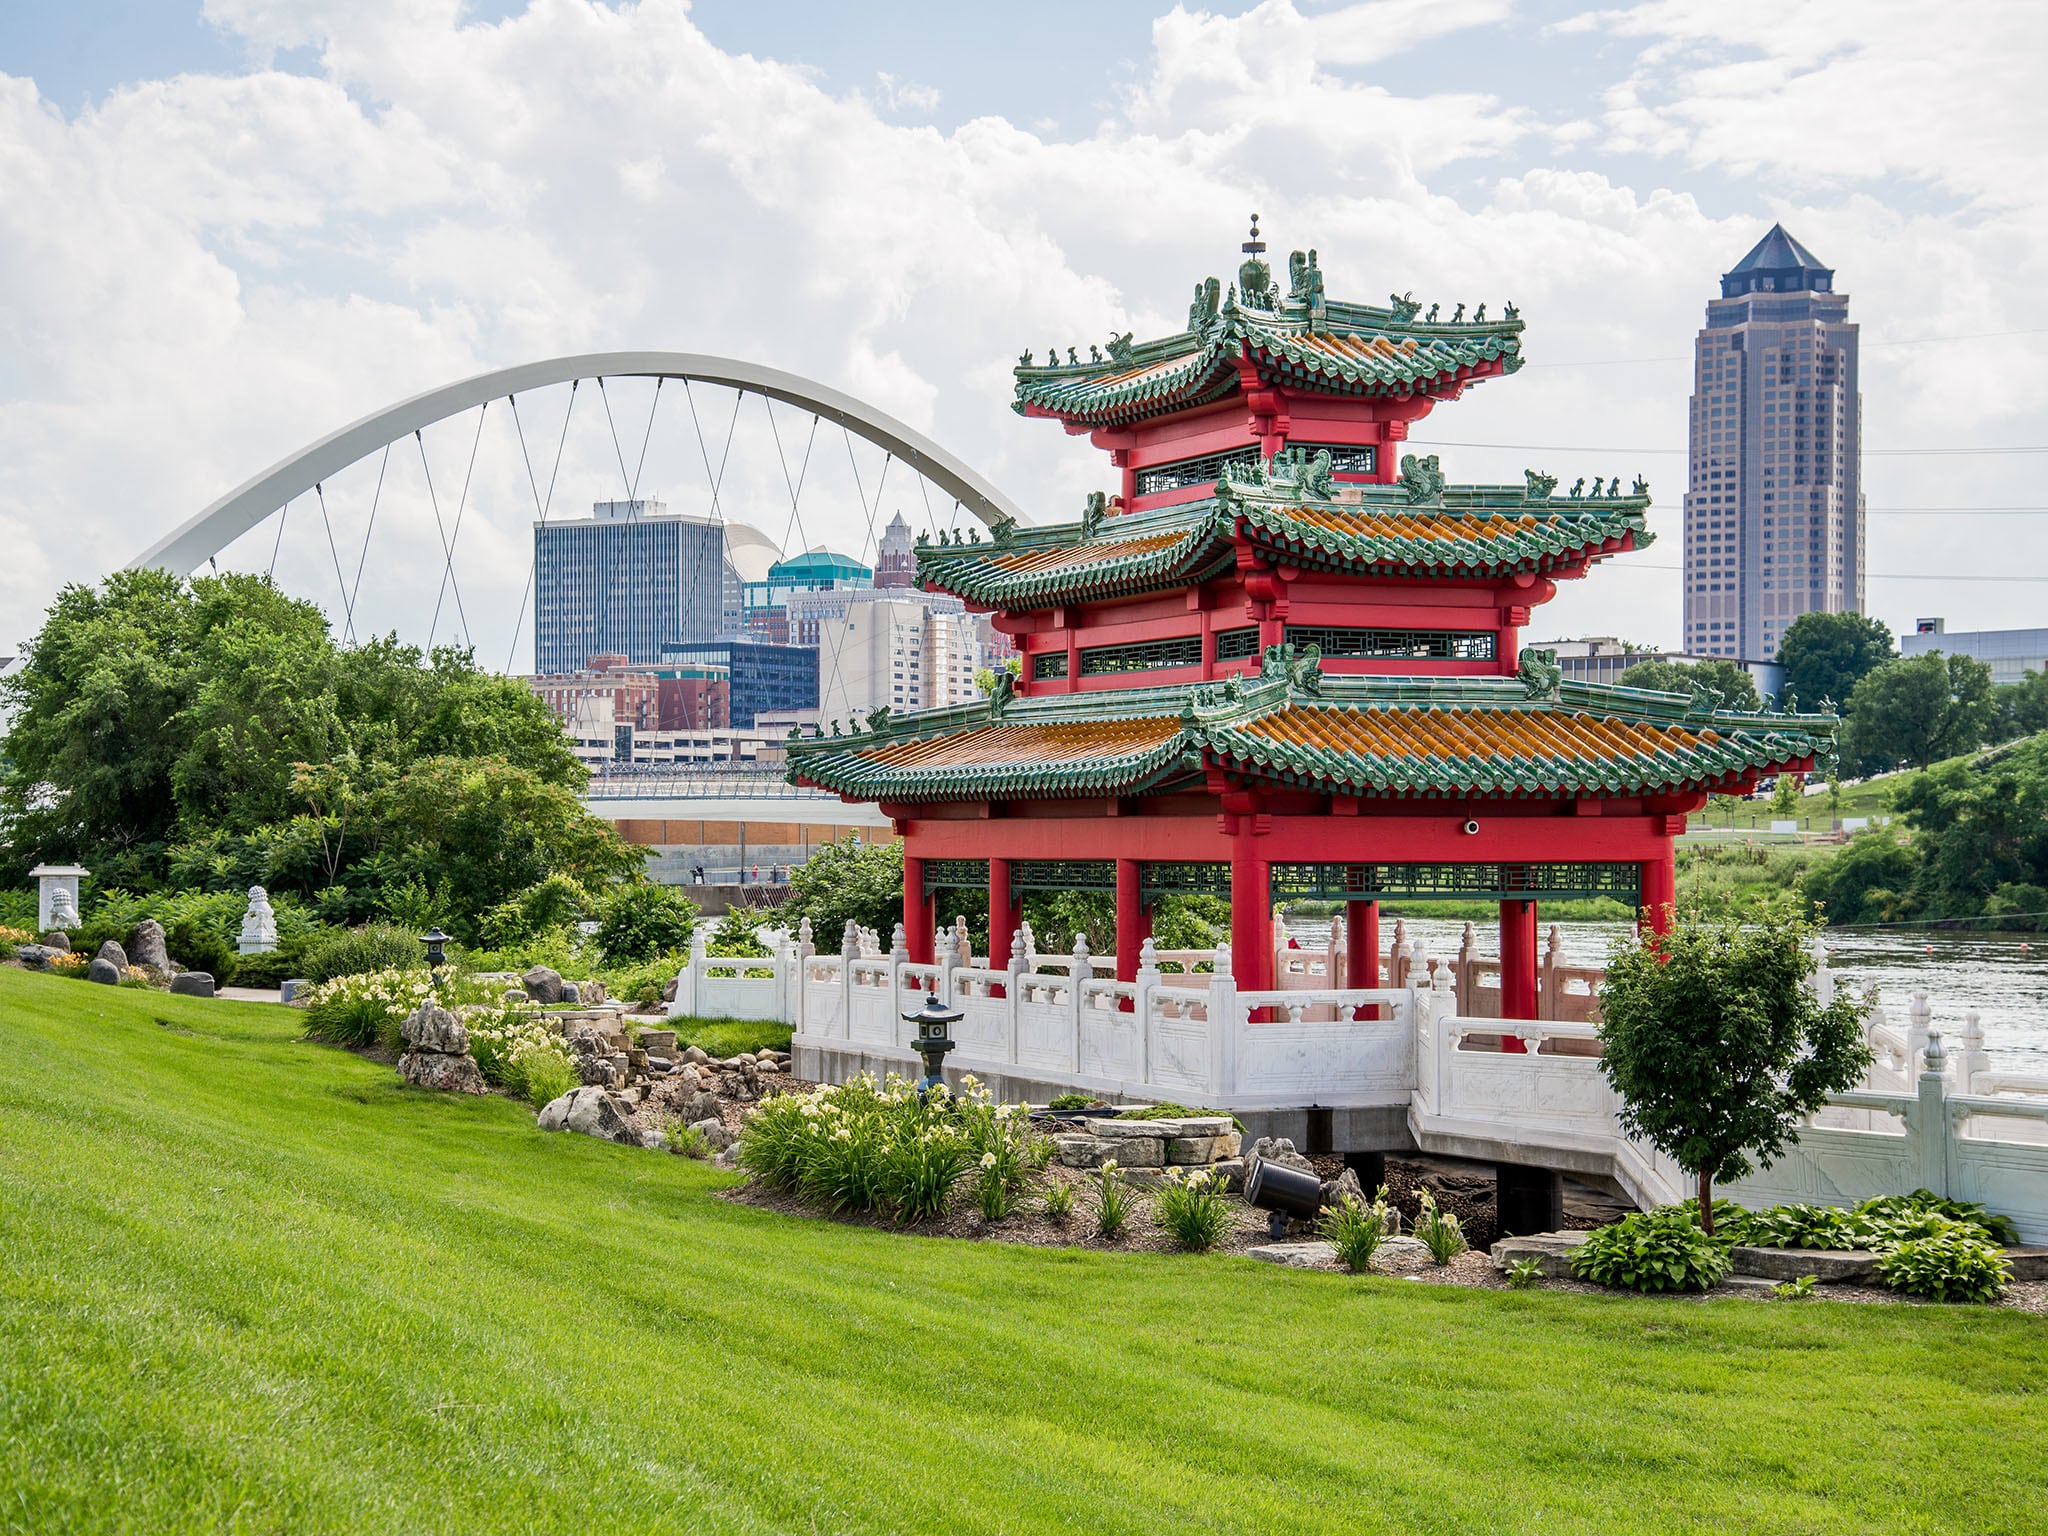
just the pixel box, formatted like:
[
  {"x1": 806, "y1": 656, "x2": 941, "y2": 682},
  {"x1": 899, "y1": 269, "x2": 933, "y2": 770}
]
[
  {"x1": 1615, "y1": 658, "x2": 1761, "y2": 712},
  {"x1": 1596, "y1": 906, "x2": 1871, "y2": 1232},
  {"x1": 593, "y1": 881, "x2": 700, "y2": 963},
  {"x1": 1775, "y1": 611, "x2": 1893, "y2": 712},
  {"x1": 1989, "y1": 668, "x2": 2048, "y2": 744},
  {"x1": 1840, "y1": 652, "x2": 1995, "y2": 773},
  {"x1": 1770, "y1": 773, "x2": 1801, "y2": 820},
  {"x1": 780, "y1": 836, "x2": 904, "y2": 944}
]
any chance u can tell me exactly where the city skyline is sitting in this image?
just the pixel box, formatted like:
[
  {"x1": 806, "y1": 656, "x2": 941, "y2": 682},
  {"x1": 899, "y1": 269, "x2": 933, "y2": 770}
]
[{"x1": 2, "y1": 3, "x2": 2045, "y2": 664}]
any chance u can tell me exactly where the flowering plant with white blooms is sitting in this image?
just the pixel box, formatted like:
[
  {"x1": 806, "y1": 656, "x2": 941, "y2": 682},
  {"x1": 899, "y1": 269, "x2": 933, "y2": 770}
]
[
  {"x1": 465, "y1": 1004, "x2": 579, "y2": 1107},
  {"x1": 299, "y1": 967, "x2": 438, "y2": 1050},
  {"x1": 740, "y1": 1071, "x2": 1049, "y2": 1224}
]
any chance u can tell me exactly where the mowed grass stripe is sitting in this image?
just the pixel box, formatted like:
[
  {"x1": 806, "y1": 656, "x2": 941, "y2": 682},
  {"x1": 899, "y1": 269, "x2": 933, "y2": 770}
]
[{"x1": 0, "y1": 966, "x2": 2041, "y2": 1534}]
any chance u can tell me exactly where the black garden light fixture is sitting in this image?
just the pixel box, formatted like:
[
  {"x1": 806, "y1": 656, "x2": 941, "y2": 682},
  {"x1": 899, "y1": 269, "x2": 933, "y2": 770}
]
[
  {"x1": 903, "y1": 991, "x2": 963, "y2": 1098},
  {"x1": 1244, "y1": 1157, "x2": 1323, "y2": 1241},
  {"x1": 419, "y1": 928, "x2": 451, "y2": 992}
]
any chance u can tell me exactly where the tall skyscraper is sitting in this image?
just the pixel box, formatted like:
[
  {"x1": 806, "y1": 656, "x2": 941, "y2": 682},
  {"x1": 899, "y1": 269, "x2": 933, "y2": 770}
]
[
  {"x1": 533, "y1": 500, "x2": 777, "y2": 673},
  {"x1": 1683, "y1": 226, "x2": 1863, "y2": 661}
]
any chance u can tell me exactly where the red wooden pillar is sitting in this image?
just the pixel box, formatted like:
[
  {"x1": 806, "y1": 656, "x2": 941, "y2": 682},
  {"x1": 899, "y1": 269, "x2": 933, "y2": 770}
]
[
  {"x1": 903, "y1": 854, "x2": 934, "y2": 964},
  {"x1": 1230, "y1": 841, "x2": 1272, "y2": 994},
  {"x1": 1640, "y1": 852, "x2": 1677, "y2": 936},
  {"x1": 1499, "y1": 899, "x2": 1537, "y2": 1046},
  {"x1": 988, "y1": 857, "x2": 1015, "y2": 970},
  {"x1": 1115, "y1": 858, "x2": 1147, "y2": 984},
  {"x1": 1346, "y1": 899, "x2": 1380, "y2": 989}
]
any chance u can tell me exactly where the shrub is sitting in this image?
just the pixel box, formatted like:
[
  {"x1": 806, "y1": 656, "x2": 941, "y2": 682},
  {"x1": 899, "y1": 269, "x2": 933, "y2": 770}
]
[
  {"x1": 1571, "y1": 1208, "x2": 1733, "y2": 1293},
  {"x1": 466, "y1": 1004, "x2": 576, "y2": 1104},
  {"x1": 1092, "y1": 1161, "x2": 1137, "y2": 1239},
  {"x1": 479, "y1": 874, "x2": 591, "y2": 949},
  {"x1": 603, "y1": 952, "x2": 686, "y2": 1007},
  {"x1": 1042, "y1": 1180, "x2": 1076, "y2": 1223},
  {"x1": 1848, "y1": 1190, "x2": 2021, "y2": 1249},
  {"x1": 302, "y1": 924, "x2": 424, "y2": 984},
  {"x1": 1876, "y1": 1230, "x2": 2011, "y2": 1303},
  {"x1": 1155, "y1": 1169, "x2": 1231, "y2": 1252},
  {"x1": 227, "y1": 947, "x2": 306, "y2": 991},
  {"x1": 1047, "y1": 1093, "x2": 1100, "y2": 1112},
  {"x1": 1321, "y1": 1190, "x2": 1395, "y2": 1273},
  {"x1": 737, "y1": 1074, "x2": 979, "y2": 1223},
  {"x1": 594, "y1": 883, "x2": 698, "y2": 965},
  {"x1": 1730, "y1": 1203, "x2": 1860, "y2": 1251},
  {"x1": 300, "y1": 967, "x2": 436, "y2": 1051},
  {"x1": 1414, "y1": 1191, "x2": 1467, "y2": 1265},
  {"x1": 520, "y1": 1051, "x2": 580, "y2": 1110}
]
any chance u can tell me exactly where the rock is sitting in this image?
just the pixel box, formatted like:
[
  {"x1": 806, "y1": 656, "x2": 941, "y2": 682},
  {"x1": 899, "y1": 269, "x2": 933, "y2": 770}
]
[
  {"x1": 757, "y1": 1059, "x2": 781, "y2": 1074},
  {"x1": 646, "y1": 1055, "x2": 674, "y2": 1075},
  {"x1": 1711, "y1": 1275, "x2": 1784, "y2": 1298},
  {"x1": 168, "y1": 972, "x2": 215, "y2": 998},
  {"x1": 1243, "y1": 1136, "x2": 1316, "y2": 1176},
  {"x1": 712, "y1": 1142, "x2": 742, "y2": 1169},
  {"x1": 582, "y1": 980, "x2": 607, "y2": 1004},
  {"x1": 95, "y1": 939, "x2": 128, "y2": 970},
  {"x1": 575, "y1": 1056, "x2": 618, "y2": 1088},
  {"x1": 1729, "y1": 1246, "x2": 1880, "y2": 1285},
  {"x1": 1088, "y1": 1118, "x2": 1182, "y2": 1141},
  {"x1": 40, "y1": 930, "x2": 71, "y2": 952},
  {"x1": 1321, "y1": 1167, "x2": 1366, "y2": 1209},
  {"x1": 1246, "y1": 1240, "x2": 1339, "y2": 1269},
  {"x1": 17, "y1": 944, "x2": 61, "y2": 970},
  {"x1": 1211, "y1": 1157, "x2": 1247, "y2": 1191},
  {"x1": 399, "y1": 1051, "x2": 486, "y2": 1094},
  {"x1": 1053, "y1": 1134, "x2": 1117, "y2": 1169},
  {"x1": 675, "y1": 1065, "x2": 703, "y2": 1093},
  {"x1": 129, "y1": 918, "x2": 170, "y2": 972},
  {"x1": 86, "y1": 957, "x2": 121, "y2": 985},
  {"x1": 755, "y1": 1046, "x2": 778, "y2": 1060},
  {"x1": 537, "y1": 1093, "x2": 574, "y2": 1131},
  {"x1": 1122, "y1": 1167, "x2": 1171, "y2": 1189},
  {"x1": 637, "y1": 1029, "x2": 678, "y2": 1054},
  {"x1": 522, "y1": 966, "x2": 565, "y2": 1005},
  {"x1": 682, "y1": 1045, "x2": 711, "y2": 1066},
  {"x1": 400, "y1": 1001, "x2": 470, "y2": 1055},
  {"x1": 2005, "y1": 1247, "x2": 2048, "y2": 1281},
  {"x1": 1371, "y1": 1236, "x2": 1435, "y2": 1272},
  {"x1": 681, "y1": 1089, "x2": 720, "y2": 1125},
  {"x1": 563, "y1": 1087, "x2": 641, "y2": 1145},
  {"x1": 561, "y1": 981, "x2": 581, "y2": 1004},
  {"x1": 687, "y1": 1117, "x2": 734, "y2": 1153},
  {"x1": 280, "y1": 979, "x2": 311, "y2": 1004},
  {"x1": 1166, "y1": 1136, "x2": 1218, "y2": 1165},
  {"x1": 1489, "y1": 1231, "x2": 1590, "y2": 1280},
  {"x1": 661, "y1": 975, "x2": 679, "y2": 1003}
]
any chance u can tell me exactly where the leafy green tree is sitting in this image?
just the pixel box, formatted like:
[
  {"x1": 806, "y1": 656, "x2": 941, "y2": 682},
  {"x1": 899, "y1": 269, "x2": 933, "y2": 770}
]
[
  {"x1": 1775, "y1": 611, "x2": 1894, "y2": 712},
  {"x1": 1890, "y1": 733, "x2": 2048, "y2": 919},
  {"x1": 1615, "y1": 658, "x2": 1760, "y2": 712},
  {"x1": 1840, "y1": 653, "x2": 1995, "y2": 773},
  {"x1": 1597, "y1": 906, "x2": 1871, "y2": 1232},
  {"x1": 1989, "y1": 668, "x2": 2048, "y2": 744},
  {"x1": 780, "y1": 836, "x2": 904, "y2": 945},
  {"x1": 1799, "y1": 830, "x2": 1921, "y2": 927},
  {"x1": 1770, "y1": 774, "x2": 1802, "y2": 819},
  {"x1": 594, "y1": 881, "x2": 700, "y2": 963}
]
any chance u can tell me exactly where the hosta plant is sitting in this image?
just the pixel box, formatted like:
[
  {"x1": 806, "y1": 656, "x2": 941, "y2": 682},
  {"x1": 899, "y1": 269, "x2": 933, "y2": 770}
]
[
  {"x1": 1731, "y1": 1203, "x2": 1860, "y2": 1251},
  {"x1": 1875, "y1": 1230, "x2": 2011, "y2": 1303},
  {"x1": 1571, "y1": 1208, "x2": 1733, "y2": 1293}
]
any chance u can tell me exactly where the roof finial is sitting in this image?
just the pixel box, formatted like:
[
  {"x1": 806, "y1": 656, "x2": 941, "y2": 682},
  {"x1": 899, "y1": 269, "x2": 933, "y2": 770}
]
[{"x1": 1242, "y1": 212, "x2": 1265, "y2": 258}]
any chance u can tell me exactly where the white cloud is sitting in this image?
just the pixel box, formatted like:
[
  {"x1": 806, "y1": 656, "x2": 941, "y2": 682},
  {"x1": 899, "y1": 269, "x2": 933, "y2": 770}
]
[{"x1": 0, "y1": 0, "x2": 2042, "y2": 663}]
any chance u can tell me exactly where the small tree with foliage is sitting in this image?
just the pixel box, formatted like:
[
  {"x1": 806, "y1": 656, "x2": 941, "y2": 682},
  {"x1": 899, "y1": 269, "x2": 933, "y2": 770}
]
[
  {"x1": 780, "y1": 835, "x2": 904, "y2": 944},
  {"x1": 1841, "y1": 652, "x2": 1995, "y2": 774},
  {"x1": 1596, "y1": 905, "x2": 1871, "y2": 1234},
  {"x1": 1776, "y1": 610, "x2": 1894, "y2": 714},
  {"x1": 594, "y1": 881, "x2": 699, "y2": 963},
  {"x1": 1770, "y1": 774, "x2": 1802, "y2": 821},
  {"x1": 1616, "y1": 658, "x2": 1760, "y2": 712}
]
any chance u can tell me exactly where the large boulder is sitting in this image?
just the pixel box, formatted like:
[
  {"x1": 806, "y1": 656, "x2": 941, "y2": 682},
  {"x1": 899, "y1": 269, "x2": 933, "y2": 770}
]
[
  {"x1": 522, "y1": 966, "x2": 565, "y2": 1005},
  {"x1": 1243, "y1": 1136, "x2": 1316, "y2": 1177},
  {"x1": 1320, "y1": 1166, "x2": 1366, "y2": 1209},
  {"x1": 17, "y1": 944, "x2": 62, "y2": 970},
  {"x1": 87, "y1": 957, "x2": 121, "y2": 985},
  {"x1": 398, "y1": 1051, "x2": 486, "y2": 1094},
  {"x1": 400, "y1": 1000, "x2": 470, "y2": 1055},
  {"x1": 537, "y1": 1086, "x2": 641, "y2": 1145},
  {"x1": 687, "y1": 1117, "x2": 734, "y2": 1153},
  {"x1": 168, "y1": 972, "x2": 215, "y2": 998},
  {"x1": 39, "y1": 930, "x2": 71, "y2": 952},
  {"x1": 129, "y1": 920, "x2": 171, "y2": 974},
  {"x1": 95, "y1": 939, "x2": 128, "y2": 970},
  {"x1": 679, "y1": 1088, "x2": 720, "y2": 1126}
]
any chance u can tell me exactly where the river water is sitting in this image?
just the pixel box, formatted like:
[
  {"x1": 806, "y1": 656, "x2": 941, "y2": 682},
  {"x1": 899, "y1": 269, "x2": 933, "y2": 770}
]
[{"x1": 1281, "y1": 916, "x2": 2048, "y2": 1077}]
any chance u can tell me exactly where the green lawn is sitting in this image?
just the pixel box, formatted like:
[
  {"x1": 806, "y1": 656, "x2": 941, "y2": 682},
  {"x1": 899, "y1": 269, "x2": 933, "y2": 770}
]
[{"x1": 2, "y1": 968, "x2": 2043, "y2": 1535}]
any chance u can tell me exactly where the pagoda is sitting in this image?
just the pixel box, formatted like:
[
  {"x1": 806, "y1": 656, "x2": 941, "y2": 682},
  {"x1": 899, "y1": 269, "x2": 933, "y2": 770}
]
[{"x1": 788, "y1": 223, "x2": 1836, "y2": 1018}]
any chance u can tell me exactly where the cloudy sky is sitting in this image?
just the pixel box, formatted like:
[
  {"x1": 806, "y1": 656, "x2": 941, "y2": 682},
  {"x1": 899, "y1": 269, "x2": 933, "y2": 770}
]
[{"x1": 2, "y1": 0, "x2": 2045, "y2": 669}]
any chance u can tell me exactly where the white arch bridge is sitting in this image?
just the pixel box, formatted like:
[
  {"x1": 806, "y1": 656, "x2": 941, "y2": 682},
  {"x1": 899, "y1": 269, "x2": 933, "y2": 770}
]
[{"x1": 125, "y1": 352, "x2": 1031, "y2": 678}]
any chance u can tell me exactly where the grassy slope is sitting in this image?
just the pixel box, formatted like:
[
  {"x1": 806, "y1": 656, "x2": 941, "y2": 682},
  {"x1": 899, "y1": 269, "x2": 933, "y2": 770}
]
[{"x1": 2, "y1": 969, "x2": 2043, "y2": 1535}]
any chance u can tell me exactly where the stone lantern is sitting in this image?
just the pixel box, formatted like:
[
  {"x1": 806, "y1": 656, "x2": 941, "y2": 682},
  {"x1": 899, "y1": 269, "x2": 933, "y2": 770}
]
[{"x1": 902, "y1": 991, "x2": 963, "y2": 1098}]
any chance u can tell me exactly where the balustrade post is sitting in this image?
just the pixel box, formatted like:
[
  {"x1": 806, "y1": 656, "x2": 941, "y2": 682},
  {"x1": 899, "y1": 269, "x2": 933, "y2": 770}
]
[
  {"x1": 1540, "y1": 925, "x2": 1562, "y2": 1021},
  {"x1": 1004, "y1": 928, "x2": 1026, "y2": 1064},
  {"x1": 1957, "y1": 1010, "x2": 1989, "y2": 1095},
  {"x1": 1208, "y1": 942, "x2": 1238, "y2": 1100},
  {"x1": 1135, "y1": 937, "x2": 1161, "y2": 1086},
  {"x1": 1809, "y1": 936, "x2": 1834, "y2": 1008},
  {"x1": 1916, "y1": 1030, "x2": 1952, "y2": 1197},
  {"x1": 1426, "y1": 957, "x2": 1456, "y2": 1113},
  {"x1": 1069, "y1": 933, "x2": 1091, "y2": 1074},
  {"x1": 840, "y1": 920, "x2": 859, "y2": 1040},
  {"x1": 890, "y1": 923, "x2": 911, "y2": 1047},
  {"x1": 1906, "y1": 990, "x2": 1933, "y2": 1078},
  {"x1": 1390, "y1": 918, "x2": 1409, "y2": 988},
  {"x1": 1456, "y1": 921, "x2": 1477, "y2": 1015}
]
